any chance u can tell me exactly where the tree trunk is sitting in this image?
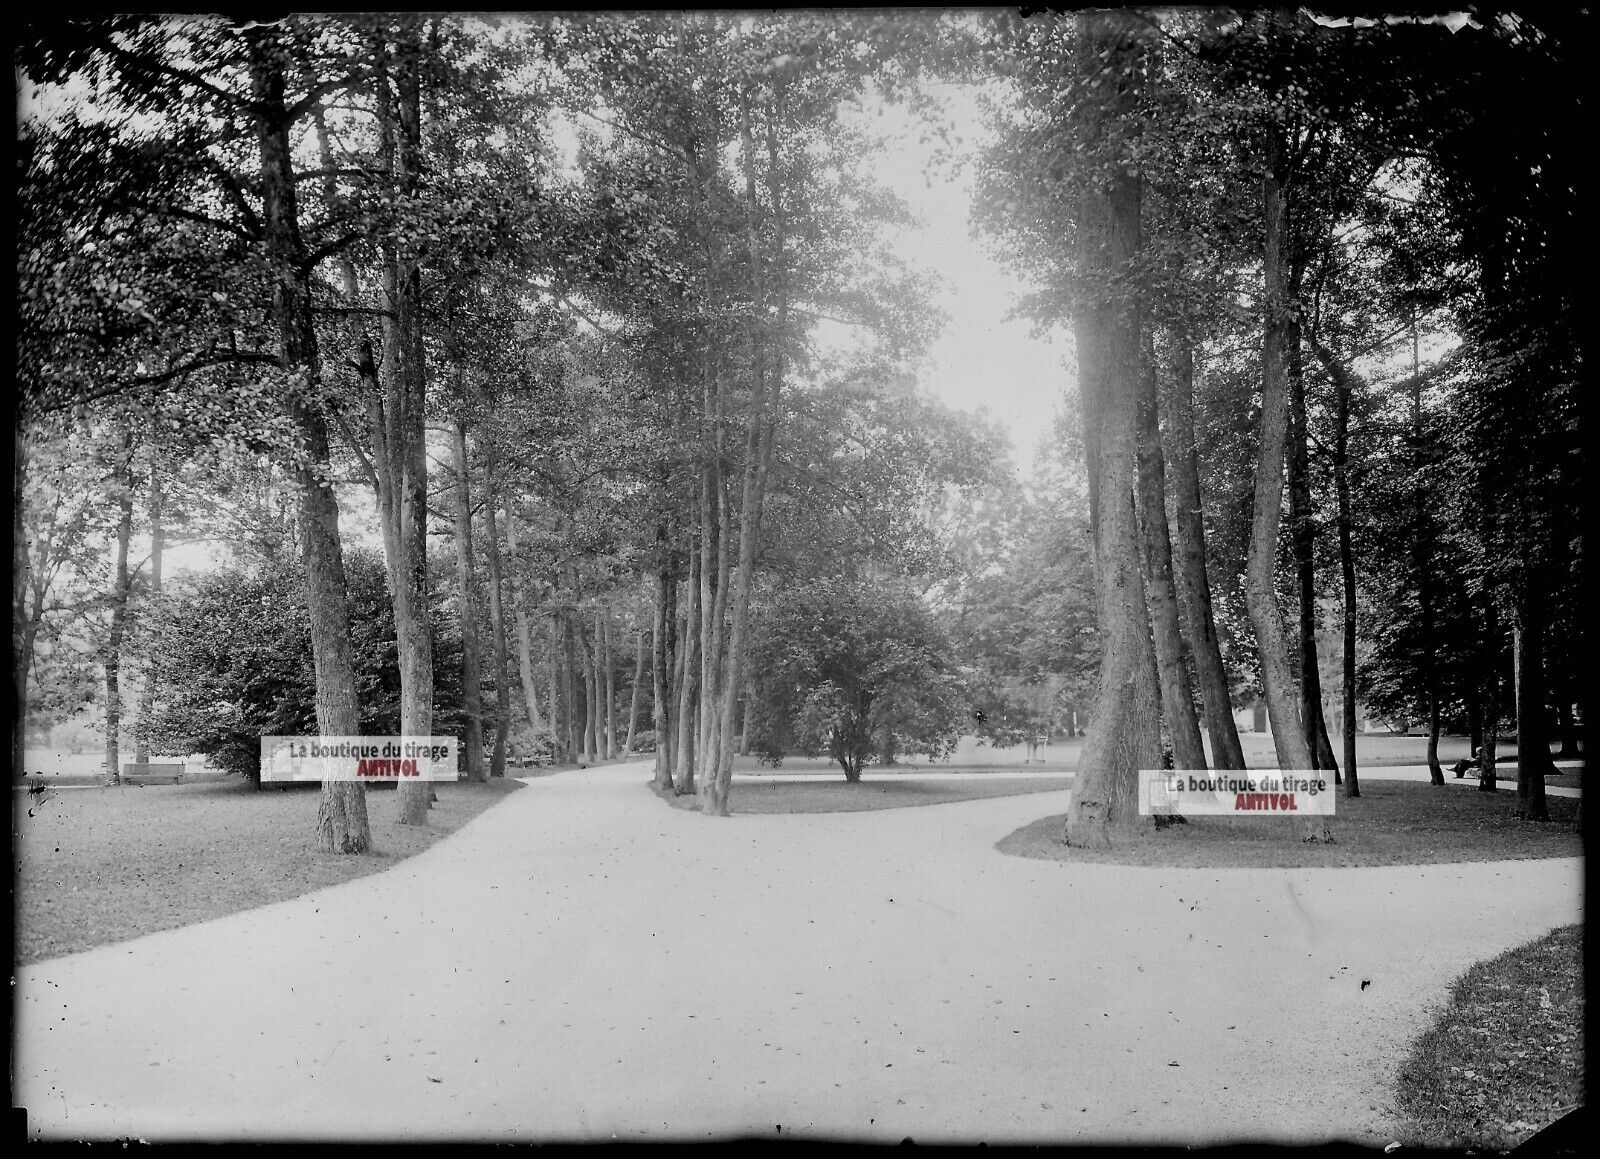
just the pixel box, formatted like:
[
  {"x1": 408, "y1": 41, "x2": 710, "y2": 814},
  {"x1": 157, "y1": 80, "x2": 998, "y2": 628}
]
[
  {"x1": 579, "y1": 616, "x2": 597, "y2": 764},
  {"x1": 372, "y1": 25, "x2": 433, "y2": 824},
  {"x1": 705, "y1": 80, "x2": 783, "y2": 815},
  {"x1": 1161, "y1": 332, "x2": 1247, "y2": 770},
  {"x1": 1478, "y1": 599, "x2": 1501, "y2": 792},
  {"x1": 1329, "y1": 341, "x2": 1361, "y2": 798},
  {"x1": 1135, "y1": 333, "x2": 1207, "y2": 772},
  {"x1": 653, "y1": 558, "x2": 675, "y2": 789},
  {"x1": 482, "y1": 470, "x2": 512, "y2": 779},
  {"x1": 134, "y1": 446, "x2": 163, "y2": 765},
  {"x1": 1514, "y1": 590, "x2": 1551, "y2": 820},
  {"x1": 674, "y1": 556, "x2": 701, "y2": 795},
  {"x1": 695, "y1": 375, "x2": 724, "y2": 797},
  {"x1": 1061, "y1": 12, "x2": 1160, "y2": 849},
  {"x1": 600, "y1": 606, "x2": 616, "y2": 759},
  {"x1": 1251, "y1": 129, "x2": 1326, "y2": 841},
  {"x1": 1426, "y1": 693, "x2": 1443, "y2": 788},
  {"x1": 1287, "y1": 341, "x2": 1339, "y2": 777},
  {"x1": 588, "y1": 619, "x2": 601, "y2": 762},
  {"x1": 1408, "y1": 346, "x2": 1446, "y2": 785},
  {"x1": 624, "y1": 623, "x2": 645, "y2": 754},
  {"x1": 450, "y1": 416, "x2": 487, "y2": 783},
  {"x1": 550, "y1": 613, "x2": 569, "y2": 761},
  {"x1": 247, "y1": 29, "x2": 369, "y2": 850},
  {"x1": 104, "y1": 432, "x2": 134, "y2": 786},
  {"x1": 502, "y1": 504, "x2": 544, "y2": 741}
]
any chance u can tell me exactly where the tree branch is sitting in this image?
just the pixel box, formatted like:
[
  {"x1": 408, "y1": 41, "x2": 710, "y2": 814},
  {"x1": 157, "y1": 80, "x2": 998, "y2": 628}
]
[{"x1": 28, "y1": 351, "x2": 281, "y2": 416}]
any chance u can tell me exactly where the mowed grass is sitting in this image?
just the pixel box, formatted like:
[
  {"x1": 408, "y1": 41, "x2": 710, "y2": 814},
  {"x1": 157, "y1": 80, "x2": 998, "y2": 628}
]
[
  {"x1": 13, "y1": 775, "x2": 526, "y2": 966},
  {"x1": 725, "y1": 733, "x2": 1557, "y2": 775},
  {"x1": 1393, "y1": 924, "x2": 1583, "y2": 1150},
  {"x1": 652, "y1": 773, "x2": 1075, "y2": 813},
  {"x1": 997, "y1": 780, "x2": 1583, "y2": 868}
]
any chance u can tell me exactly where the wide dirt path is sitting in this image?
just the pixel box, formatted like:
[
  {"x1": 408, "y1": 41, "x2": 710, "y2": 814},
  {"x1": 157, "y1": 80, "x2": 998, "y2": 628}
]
[{"x1": 14, "y1": 760, "x2": 1581, "y2": 1143}]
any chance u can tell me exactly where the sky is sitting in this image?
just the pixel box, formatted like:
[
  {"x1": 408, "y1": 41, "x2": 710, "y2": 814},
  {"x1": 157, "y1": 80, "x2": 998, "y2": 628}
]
[{"x1": 828, "y1": 84, "x2": 1073, "y2": 482}]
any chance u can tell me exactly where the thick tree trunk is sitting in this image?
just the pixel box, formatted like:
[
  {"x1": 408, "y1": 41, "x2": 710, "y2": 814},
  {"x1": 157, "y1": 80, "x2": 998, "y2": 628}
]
[
  {"x1": 247, "y1": 30, "x2": 369, "y2": 850},
  {"x1": 1513, "y1": 591, "x2": 1552, "y2": 820},
  {"x1": 1135, "y1": 335, "x2": 1207, "y2": 772},
  {"x1": 1061, "y1": 12, "x2": 1160, "y2": 849},
  {"x1": 1251, "y1": 131, "x2": 1326, "y2": 841},
  {"x1": 104, "y1": 433, "x2": 134, "y2": 786},
  {"x1": 482, "y1": 473, "x2": 512, "y2": 779},
  {"x1": 624, "y1": 624, "x2": 645, "y2": 754},
  {"x1": 1161, "y1": 333, "x2": 1247, "y2": 770},
  {"x1": 451, "y1": 417, "x2": 487, "y2": 783}
]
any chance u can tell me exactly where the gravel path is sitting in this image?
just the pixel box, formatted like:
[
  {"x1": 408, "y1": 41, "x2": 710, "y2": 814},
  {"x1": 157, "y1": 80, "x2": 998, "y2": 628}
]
[{"x1": 14, "y1": 760, "x2": 1582, "y2": 1143}]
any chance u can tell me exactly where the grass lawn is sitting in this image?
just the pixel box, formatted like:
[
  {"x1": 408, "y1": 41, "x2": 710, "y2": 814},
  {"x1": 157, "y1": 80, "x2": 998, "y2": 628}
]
[
  {"x1": 996, "y1": 780, "x2": 1583, "y2": 868},
  {"x1": 13, "y1": 774, "x2": 526, "y2": 966},
  {"x1": 1392, "y1": 924, "x2": 1583, "y2": 1150},
  {"x1": 652, "y1": 774, "x2": 1076, "y2": 814},
  {"x1": 724, "y1": 733, "x2": 1567, "y2": 776}
]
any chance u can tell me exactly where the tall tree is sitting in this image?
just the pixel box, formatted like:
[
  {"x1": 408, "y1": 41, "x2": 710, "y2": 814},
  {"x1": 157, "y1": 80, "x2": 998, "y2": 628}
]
[
  {"x1": 246, "y1": 23, "x2": 371, "y2": 852},
  {"x1": 450, "y1": 415, "x2": 487, "y2": 782},
  {"x1": 1060, "y1": 12, "x2": 1163, "y2": 847}
]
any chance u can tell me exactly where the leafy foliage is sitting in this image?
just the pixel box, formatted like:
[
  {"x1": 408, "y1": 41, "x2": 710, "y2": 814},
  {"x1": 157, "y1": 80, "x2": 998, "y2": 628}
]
[
  {"x1": 139, "y1": 550, "x2": 465, "y2": 780},
  {"x1": 748, "y1": 577, "x2": 966, "y2": 779}
]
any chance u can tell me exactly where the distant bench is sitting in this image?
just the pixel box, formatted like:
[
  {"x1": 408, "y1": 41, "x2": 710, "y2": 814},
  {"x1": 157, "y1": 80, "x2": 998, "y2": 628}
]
[{"x1": 121, "y1": 763, "x2": 185, "y2": 785}]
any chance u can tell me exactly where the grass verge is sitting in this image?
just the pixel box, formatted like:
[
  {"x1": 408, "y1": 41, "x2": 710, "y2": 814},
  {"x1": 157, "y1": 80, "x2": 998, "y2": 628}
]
[
  {"x1": 13, "y1": 775, "x2": 525, "y2": 966},
  {"x1": 996, "y1": 780, "x2": 1582, "y2": 868},
  {"x1": 1392, "y1": 924, "x2": 1584, "y2": 1150},
  {"x1": 651, "y1": 774, "x2": 1075, "y2": 814}
]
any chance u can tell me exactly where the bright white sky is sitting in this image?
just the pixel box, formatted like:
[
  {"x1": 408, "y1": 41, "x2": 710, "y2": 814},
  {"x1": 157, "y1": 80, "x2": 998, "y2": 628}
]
[{"x1": 831, "y1": 84, "x2": 1072, "y2": 482}]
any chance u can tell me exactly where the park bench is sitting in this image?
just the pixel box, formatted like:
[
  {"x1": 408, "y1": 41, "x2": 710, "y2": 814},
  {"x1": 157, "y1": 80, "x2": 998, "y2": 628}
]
[{"x1": 120, "y1": 762, "x2": 185, "y2": 785}]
